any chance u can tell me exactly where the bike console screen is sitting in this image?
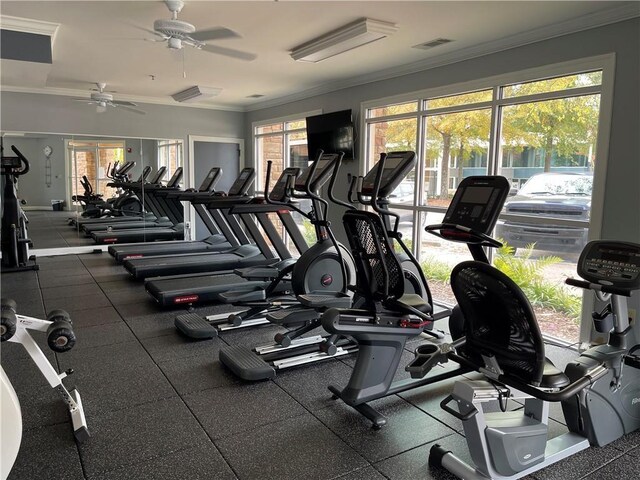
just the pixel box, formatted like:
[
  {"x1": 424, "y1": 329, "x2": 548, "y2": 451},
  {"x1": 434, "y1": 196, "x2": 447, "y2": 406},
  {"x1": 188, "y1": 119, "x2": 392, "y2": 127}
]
[
  {"x1": 442, "y1": 176, "x2": 510, "y2": 234},
  {"x1": 361, "y1": 151, "x2": 416, "y2": 198},
  {"x1": 577, "y1": 240, "x2": 640, "y2": 289}
]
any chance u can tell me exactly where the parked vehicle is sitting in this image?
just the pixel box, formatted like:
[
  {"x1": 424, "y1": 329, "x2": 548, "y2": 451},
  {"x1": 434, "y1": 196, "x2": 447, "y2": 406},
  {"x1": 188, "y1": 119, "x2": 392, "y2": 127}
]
[{"x1": 495, "y1": 172, "x2": 592, "y2": 253}]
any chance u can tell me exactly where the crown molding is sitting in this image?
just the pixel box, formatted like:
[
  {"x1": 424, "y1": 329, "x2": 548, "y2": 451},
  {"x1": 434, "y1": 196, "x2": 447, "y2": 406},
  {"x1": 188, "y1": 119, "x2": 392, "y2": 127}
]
[
  {"x1": 0, "y1": 14, "x2": 60, "y2": 45},
  {"x1": 0, "y1": 85, "x2": 244, "y2": 112},
  {"x1": 245, "y1": 3, "x2": 640, "y2": 112}
]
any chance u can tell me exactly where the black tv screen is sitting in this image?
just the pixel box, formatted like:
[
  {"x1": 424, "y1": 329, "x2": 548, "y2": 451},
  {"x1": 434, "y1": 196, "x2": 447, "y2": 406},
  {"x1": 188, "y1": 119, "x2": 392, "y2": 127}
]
[{"x1": 306, "y1": 110, "x2": 355, "y2": 161}]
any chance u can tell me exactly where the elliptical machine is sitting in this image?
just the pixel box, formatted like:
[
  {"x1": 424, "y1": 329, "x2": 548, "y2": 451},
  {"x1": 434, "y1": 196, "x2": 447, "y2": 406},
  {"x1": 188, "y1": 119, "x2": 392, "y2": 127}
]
[
  {"x1": 321, "y1": 172, "x2": 510, "y2": 427},
  {"x1": 425, "y1": 239, "x2": 640, "y2": 479},
  {"x1": 1, "y1": 142, "x2": 38, "y2": 273}
]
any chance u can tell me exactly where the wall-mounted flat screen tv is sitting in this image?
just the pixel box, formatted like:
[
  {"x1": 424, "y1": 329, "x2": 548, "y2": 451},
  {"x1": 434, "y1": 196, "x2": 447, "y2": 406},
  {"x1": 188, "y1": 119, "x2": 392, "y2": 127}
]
[{"x1": 305, "y1": 109, "x2": 355, "y2": 161}]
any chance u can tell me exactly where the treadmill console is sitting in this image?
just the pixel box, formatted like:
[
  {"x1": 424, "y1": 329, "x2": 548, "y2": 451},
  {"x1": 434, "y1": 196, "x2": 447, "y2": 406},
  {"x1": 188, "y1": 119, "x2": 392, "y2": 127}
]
[
  {"x1": 361, "y1": 151, "x2": 417, "y2": 198},
  {"x1": 198, "y1": 167, "x2": 221, "y2": 192},
  {"x1": 228, "y1": 168, "x2": 256, "y2": 196},
  {"x1": 577, "y1": 240, "x2": 640, "y2": 289},
  {"x1": 149, "y1": 166, "x2": 167, "y2": 184},
  {"x1": 295, "y1": 153, "x2": 340, "y2": 193},
  {"x1": 269, "y1": 167, "x2": 301, "y2": 202},
  {"x1": 442, "y1": 176, "x2": 510, "y2": 234},
  {"x1": 1, "y1": 156, "x2": 21, "y2": 169},
  {"x1": 165, "y1": 167, "x2": 183, "y2": 187}
]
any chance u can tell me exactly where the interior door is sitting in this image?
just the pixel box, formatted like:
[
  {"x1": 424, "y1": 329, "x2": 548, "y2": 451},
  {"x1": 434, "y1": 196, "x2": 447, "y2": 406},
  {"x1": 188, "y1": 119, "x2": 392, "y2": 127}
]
[{"x1": 193, "y1": 140, "x2": 240, "y2": 240}]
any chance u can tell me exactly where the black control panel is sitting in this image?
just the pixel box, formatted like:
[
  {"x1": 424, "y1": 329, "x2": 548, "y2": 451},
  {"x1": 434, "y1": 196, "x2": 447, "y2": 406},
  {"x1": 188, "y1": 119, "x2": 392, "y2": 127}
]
[
  {"x1": 165, "y1": 167, "x2": 183, "y2": 187},
  {"x1": 443, "y1": 176, "x2": 510, "y2": 234},
  {"x1": 149, "y1": 166, "x2": 167, "y2": 184},
  {"x1": 228, "y1": 168, "x2": 256, "y2": 196},
  {"x1": 198, "y1": 167, "x2": 221, "y2": 192},
  {"x1": 295, "y1": 153, "x2": 340, "y2": 193},
  {"x1": 577, "y1": 240, "x2": 640, "y2": 289},
  {"x1": 270, "y1": 167, "x2": 301, "y2": 201},
  {"x1": 361, "y1": 151, "x2": 416, "y2": 198},
  {"x1": 1, "y1": 156, "x2": 21, "y2": 169}
]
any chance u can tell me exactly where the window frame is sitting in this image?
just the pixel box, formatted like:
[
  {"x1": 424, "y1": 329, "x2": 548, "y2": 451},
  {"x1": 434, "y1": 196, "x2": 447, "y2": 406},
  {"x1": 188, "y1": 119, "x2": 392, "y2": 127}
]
[
  {"x1": 252, "y1": 110, "x2": 321, "y2": 193},
  {"x1": 361, "y1": 54, "x2": 616, "y2": 346}
]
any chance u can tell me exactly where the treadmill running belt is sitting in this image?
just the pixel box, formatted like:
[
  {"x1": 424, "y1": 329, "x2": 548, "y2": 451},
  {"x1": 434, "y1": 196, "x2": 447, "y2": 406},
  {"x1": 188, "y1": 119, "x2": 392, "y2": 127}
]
[{"x1": 146, "y1": 273, "x2": 249, "y2": 306}]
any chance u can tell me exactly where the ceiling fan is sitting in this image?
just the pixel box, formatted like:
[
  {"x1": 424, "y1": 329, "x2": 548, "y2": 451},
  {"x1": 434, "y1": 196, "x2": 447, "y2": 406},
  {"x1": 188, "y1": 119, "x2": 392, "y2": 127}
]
[
  {"x1": 141, "y1": 0, "x2": 256, "y2": 61},
  {"x1": 71, "y1": 83, "x2": 146, "y2": 115}
]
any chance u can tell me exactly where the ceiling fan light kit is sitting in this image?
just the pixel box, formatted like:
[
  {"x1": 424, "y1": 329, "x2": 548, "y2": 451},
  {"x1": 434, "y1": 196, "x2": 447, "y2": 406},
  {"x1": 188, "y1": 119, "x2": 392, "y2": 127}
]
[
  {"x1": 290, "y1": 18, "x2": 398, "y2": 63},
  {"x1": 171, "y1": 85, "x2": 222, "y2": 103}
]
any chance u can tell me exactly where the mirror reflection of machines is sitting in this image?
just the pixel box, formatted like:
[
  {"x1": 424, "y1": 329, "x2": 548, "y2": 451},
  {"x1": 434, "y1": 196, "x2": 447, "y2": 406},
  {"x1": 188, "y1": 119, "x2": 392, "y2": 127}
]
[
  {"x1": 69, "y1": 165, "x2": 153, "y2": 228},
  {"x1": 1, "y1": 142, "x2": 38, "y2": 273},
  {"x1": 428, "y1": 239, "x2": 640, "y2": 479},
  {"x1": 106, "y1": 167, "x2": 229, "y2": 261},
  {"x1": 83, "y1": 167, "x2": 183, "y2": 235},
  {"x1": 321, "y1": 174, "x2": 510, "y2": 428}
]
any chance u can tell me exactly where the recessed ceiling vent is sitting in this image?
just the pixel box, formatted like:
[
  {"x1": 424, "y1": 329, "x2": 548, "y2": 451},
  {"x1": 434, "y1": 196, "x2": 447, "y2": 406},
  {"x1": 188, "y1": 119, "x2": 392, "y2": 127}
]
[
  {"x1": 171, "y1": 85, "x2": 222, "y2": 102},
  {"x1": 413, "y1": 38, "x2": 454, "y2": 50}
]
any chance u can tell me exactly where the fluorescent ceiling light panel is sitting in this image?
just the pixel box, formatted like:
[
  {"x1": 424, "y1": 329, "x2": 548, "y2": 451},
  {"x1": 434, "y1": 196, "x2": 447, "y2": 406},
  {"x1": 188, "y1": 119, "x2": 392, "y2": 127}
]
[
  {"x1": 171, "y1": 85, "x2": 222, "y2": 103},
  {"x1": 290, "y1": 18, "x2": 398, "y2": 63}
]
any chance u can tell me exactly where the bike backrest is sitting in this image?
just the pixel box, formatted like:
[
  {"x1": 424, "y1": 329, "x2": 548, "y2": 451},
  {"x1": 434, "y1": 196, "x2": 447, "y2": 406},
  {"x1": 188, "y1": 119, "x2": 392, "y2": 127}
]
[{"x1": 450, "y1": 261, "x2": 546, "y2": 386}]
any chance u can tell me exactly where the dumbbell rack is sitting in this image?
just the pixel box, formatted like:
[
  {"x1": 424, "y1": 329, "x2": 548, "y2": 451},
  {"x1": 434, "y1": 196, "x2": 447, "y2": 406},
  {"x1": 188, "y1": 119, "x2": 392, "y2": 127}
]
[{"x1": 1, "y1": 305, "x2": 89, "y2": 442}]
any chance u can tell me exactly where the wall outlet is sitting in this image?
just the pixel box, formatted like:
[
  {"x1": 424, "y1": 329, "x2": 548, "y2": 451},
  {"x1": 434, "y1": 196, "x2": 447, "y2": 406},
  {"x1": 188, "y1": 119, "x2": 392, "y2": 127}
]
[{"x1": 185, "y1": 222, "x2": 191, "y2": 229}]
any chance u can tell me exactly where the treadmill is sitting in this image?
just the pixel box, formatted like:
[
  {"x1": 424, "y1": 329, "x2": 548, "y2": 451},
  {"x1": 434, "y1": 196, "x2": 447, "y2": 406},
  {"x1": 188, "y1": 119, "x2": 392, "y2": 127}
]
[
  {"x1": 82, "y1": 168, "x2": 183, "y2": 234},
  {"x1": 122, "y1": 167, "x2": 300, "y2": 280},
  {"x1": 108, "y1": 167, "x2": 251, "y2": 262},
  {"x1": 144, "y1": 167, "x2": 308, "y2": 306}
]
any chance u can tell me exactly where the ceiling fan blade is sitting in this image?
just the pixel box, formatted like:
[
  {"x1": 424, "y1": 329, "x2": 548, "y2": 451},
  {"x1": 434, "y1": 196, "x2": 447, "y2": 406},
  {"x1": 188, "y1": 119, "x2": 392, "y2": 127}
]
[
  {"x1": 113, "y1": 104, "x2": 146, "y2": 115},
  {"x1": 190, "y1": 27, "x2": 239, "y2": 42},
  {"x1": 200, "y1": 44, "x2": 256, "y2": 61},
  {"x1": 131, "y1": 24, "x2": 165, "y2": 38},
  {"x1": 71, "y1": 98, "x2": 92, "y2": 102},
  {"x1": 110, "y1": 100, "x2": 138, "y2": 107}
]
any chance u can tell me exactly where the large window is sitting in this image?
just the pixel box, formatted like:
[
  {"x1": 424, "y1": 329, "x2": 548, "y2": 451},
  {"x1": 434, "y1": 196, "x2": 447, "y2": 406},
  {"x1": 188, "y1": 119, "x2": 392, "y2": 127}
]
[
  {"x1": 157, "y1": 140, "x2": 183, "y2": 175},
  {"x1": 253, "y1": 114, "x2": 317, "y2": 251},
  {"x1": 363, "y1": 60, "x2": 610, "y2": 345},
  {"x1": 254, "y1": 116, "x2": 312, "y2": 193}
]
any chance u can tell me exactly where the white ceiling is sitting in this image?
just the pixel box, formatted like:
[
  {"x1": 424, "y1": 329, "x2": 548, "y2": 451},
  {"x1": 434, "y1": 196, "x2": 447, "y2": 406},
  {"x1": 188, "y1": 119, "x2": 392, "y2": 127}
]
[{"x1": 0, "y1": 1, "x2": 637, "y2": 111}]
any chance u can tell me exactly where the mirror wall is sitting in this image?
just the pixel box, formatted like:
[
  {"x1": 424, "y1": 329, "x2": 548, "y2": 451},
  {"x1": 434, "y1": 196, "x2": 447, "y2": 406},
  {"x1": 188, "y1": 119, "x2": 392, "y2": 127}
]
[{"x1": 1, "y1": 132, "x2": 184, "y2": 255}]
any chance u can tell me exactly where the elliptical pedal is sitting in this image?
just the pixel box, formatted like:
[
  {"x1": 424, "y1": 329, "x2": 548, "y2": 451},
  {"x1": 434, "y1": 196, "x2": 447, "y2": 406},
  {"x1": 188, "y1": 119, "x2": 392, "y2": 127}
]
[
  {"x1": 219, "y1": 344, "x2": 276, "y2": 380},
  {"x1": 175, "y1": 313, "x2": 218, "y2": 339}
]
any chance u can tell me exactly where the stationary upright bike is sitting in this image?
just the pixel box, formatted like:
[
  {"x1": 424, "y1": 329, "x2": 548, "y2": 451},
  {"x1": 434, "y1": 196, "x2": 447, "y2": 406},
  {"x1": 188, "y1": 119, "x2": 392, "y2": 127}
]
[{"x1": 1, "y1": 142, "x2": 38, "y2": 272}]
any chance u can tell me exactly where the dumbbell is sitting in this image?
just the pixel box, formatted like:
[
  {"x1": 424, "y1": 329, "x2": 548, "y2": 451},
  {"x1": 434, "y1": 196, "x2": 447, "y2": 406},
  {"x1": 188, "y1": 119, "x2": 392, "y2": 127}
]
[
  {"x1": 46, "y1": 310, "x2": 76, "y2": 353},
  {"x1": 0, "y1": 298, "x2": 18, "y2": 342}
]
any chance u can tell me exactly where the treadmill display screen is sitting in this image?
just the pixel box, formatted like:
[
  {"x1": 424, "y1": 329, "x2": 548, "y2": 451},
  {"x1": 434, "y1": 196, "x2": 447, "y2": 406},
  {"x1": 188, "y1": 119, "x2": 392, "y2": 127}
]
[
  {"x1": 228, "y1": 168, "x2": 255, "y2": 196},
  {"x1": 460, "y1": 186, "x2": 493, "y2": 205},
  {"x1": 199, "y1": 168, "x2": 220, "y2": 191},
  {"x1": 295, "y1": 154, "x2": 338, "y2": 191},
  {"x1": 361, "y1": 152, "x2": 415, "y2": 196}
]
